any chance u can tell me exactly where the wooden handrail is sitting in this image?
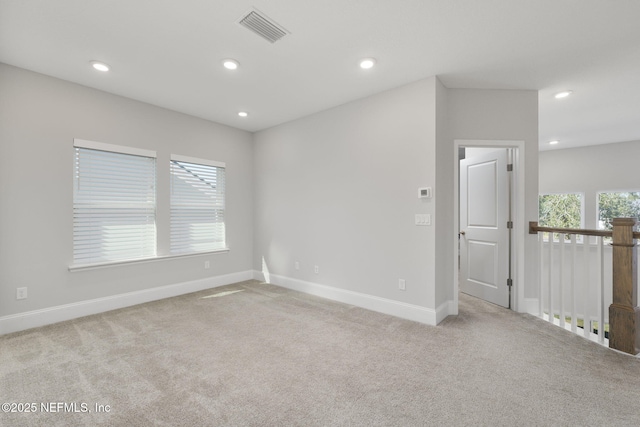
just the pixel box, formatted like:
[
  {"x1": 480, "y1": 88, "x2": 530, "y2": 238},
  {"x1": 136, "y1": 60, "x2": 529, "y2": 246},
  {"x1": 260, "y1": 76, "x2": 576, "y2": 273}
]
[{"x1": 529, "y1": 221, "x2": 640, "y2": 239}]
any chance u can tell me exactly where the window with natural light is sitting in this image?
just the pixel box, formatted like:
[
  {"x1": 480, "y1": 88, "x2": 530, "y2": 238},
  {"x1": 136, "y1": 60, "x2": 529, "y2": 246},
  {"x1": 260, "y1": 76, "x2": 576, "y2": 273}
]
[
  {"x1": 170, "y1": 155, "x2": 226, "y2": 255},
  {"x1": 597, "y1": 191, "x2": 640, "y2": 230},
  {"x1": 538, "y1": 193, "x2": 583, "y2": 241},
  {"x1": 73, "y1": 139, "x2": 157, "y2": 265}
]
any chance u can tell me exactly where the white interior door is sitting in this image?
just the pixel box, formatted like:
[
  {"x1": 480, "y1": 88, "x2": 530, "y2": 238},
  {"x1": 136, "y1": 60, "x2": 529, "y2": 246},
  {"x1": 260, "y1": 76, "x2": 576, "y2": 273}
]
[{"x1": 460, "y1": 149, "x2": 510, "y2": 308}]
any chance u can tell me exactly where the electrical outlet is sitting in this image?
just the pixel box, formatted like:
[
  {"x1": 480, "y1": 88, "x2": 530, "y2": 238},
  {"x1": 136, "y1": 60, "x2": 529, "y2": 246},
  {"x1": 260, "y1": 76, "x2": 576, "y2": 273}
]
[
  {"x1": 398, "y1": 279, "x2": 406, "y2": 291},
  {"x1": 204, "y1": 261, "x2": 210, "y2": 269},
  {"x1": 16, "y1": 287, "x2": 27, "y2": 300},
  {"x1": 295, "y1": 261, "x2": 300, "y2": 270},
  {"x1": 314, "y1": 265, "x2": 319, "y2": 274}
]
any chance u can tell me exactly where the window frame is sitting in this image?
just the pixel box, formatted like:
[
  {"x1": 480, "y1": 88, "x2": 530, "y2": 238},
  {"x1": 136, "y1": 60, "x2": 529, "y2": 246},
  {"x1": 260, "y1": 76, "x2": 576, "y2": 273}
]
[{"x1": 69, "y1": 140, "x2": 230, "y2": 271}]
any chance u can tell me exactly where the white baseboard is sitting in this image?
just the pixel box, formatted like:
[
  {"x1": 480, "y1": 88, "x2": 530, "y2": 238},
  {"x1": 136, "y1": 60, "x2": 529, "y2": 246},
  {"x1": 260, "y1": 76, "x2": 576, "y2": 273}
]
[
  {"x1": 253, "y1": 270, "x2": 446, "y2": 326},
  {"x1": 0, "y1": 270, "x2": 254, "y2": 335},
  {"x1": 436, "y1": 300, "x2": 457, "y2": 323}
]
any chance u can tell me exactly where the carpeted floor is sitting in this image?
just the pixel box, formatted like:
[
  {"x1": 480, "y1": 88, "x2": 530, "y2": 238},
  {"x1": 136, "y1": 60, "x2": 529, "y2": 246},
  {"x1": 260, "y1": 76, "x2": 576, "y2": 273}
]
[{"x1": 1, "y1": 280, "x2": 639, "y2": 426}]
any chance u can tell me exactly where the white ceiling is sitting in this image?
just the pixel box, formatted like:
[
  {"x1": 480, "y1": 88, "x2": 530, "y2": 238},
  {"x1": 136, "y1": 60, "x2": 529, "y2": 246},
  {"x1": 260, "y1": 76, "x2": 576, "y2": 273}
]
[{"x1": 2, "y1": 0, "x2": 640, "y2": 151}]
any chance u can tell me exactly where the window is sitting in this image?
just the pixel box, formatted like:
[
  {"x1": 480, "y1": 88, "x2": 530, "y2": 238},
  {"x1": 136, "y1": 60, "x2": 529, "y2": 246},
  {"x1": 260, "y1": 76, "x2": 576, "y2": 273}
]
[
  {"x1": 597, "y1": 191, "x2": 640, "y2": 230},
  {"x1": 170, "y1": 155, "x2": 226, "y2": 254},
  {"x1": 538, "y1": 193, "x2": 583, "y2": 241},
  {"x1": 73, "y1": 139, "x2": 157, "y2": 265}
]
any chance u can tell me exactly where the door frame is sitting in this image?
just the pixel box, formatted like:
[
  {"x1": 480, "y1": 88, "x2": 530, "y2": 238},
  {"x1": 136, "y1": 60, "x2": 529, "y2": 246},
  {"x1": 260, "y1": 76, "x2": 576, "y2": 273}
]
[{"x1": 453, "y1": 139, "x2": 526, "y2": 313}]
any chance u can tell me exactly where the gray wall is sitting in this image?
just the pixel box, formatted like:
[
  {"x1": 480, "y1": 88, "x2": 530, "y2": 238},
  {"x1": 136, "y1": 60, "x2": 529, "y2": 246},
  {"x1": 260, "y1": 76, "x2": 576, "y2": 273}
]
[
  {"x1": 434, "y1": 79, "x2": 453, "y2": 307},
  {"x1": 253, "y1": 81, "x2": 540, "y2": 313},
  {"x1": 254, "y1": 77, "x2": 439, "y2": 309},
  {"x1": 539, "y1": 140, "x2": 640, "y2": 229},
  {"x1": 0, "y1": 64, "x2": 254, "y2": 317}
]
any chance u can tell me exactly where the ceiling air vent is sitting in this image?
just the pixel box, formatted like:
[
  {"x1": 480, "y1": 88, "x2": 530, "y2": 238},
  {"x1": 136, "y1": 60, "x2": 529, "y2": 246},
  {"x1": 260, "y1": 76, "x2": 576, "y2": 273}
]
[{"x1": 238, "y1": 8, "x2": 289, "y2": 43}]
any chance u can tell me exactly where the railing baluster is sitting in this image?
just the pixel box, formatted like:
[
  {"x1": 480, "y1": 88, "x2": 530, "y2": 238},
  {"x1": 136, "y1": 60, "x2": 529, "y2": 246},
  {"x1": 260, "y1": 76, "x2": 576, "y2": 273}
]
[
  {"x1": 548, "y1": 232, "x2": 554, "y2": 324},
  {"x1": 597, "y1": 236, "x2": 605, "y2": 344},
  {"x1": 583, "y1": 235, "x2": 590, "y2": 339},
  {"x1": 570, "y1": 234, "x2": 577, "y2": 333},
  {"x1": 559, "y1": 235, "x2": 566, "y2": 328},
  {"x1": 539, "y1": 232, "x2": 544, "y2": 318}
]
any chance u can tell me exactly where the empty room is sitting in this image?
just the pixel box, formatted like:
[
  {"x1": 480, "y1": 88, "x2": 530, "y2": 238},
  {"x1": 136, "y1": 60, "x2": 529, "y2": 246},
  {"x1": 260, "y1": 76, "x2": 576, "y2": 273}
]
[{"x1": 2, "y1": 1, "x2": 640, "y2": 426}]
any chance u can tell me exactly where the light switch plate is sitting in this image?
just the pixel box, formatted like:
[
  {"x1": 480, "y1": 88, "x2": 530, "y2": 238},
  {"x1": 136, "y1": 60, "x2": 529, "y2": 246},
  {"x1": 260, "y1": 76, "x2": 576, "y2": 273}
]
[{"x1": 415, "y1": 214, "x2": 431, "y2": 226}]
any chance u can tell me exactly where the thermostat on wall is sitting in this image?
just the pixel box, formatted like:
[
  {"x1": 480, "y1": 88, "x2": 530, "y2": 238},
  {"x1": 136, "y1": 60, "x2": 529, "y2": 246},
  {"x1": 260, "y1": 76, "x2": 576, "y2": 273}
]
[{"x1": 418, "y1": 187, "x2": 432, "y2": 199}]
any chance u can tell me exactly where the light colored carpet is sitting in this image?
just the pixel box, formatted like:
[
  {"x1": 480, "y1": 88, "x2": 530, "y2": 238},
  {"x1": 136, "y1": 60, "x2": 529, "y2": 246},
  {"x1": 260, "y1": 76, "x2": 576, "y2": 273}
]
[{"x1": 1, "y1": 280, "x2": 639, "y2": 426}]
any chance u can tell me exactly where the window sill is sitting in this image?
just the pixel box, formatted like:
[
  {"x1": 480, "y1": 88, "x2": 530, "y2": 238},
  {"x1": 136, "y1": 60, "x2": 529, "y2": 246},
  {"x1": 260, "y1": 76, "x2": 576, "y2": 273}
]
[{"x1": 68, "y1": 248, "x2": 230, "y2": 272}]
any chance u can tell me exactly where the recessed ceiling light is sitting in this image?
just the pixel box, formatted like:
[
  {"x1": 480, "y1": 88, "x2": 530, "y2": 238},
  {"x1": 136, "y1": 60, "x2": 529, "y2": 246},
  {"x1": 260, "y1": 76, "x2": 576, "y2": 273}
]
[
  {"x1": 554, "y1": 90, "x2": 572, "y2": 99},
  {"x1": 90, "y1": 61, "x2": 110, "y2": 72},
  {"x1": 238, "y1": 111, "x2": 248, "y2": 117},
  {"x1": 549, "y1": 140, "x2": 559, "y2": 145},
  {"x1": 359, "y1": 58, "x2": 376, "y2": 69},
  {"x1": 223, "y1": 59, "x2": 239, "y2": 70}
]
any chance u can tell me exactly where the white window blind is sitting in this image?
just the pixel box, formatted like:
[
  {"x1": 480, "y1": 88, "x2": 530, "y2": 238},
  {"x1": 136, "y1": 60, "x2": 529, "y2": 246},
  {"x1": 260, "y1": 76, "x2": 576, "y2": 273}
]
[
  {"x1": 170, "y1": 155, "x2": 226, "y2": 254},
  {"x1": 73, "y1": 139, "x2": 157, "y2": 265}
]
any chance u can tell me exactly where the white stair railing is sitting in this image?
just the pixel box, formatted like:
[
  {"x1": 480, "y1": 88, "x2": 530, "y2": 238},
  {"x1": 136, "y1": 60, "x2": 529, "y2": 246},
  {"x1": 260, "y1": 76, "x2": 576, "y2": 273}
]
[
  {"x1": 530, "y1": 219, "x2": 640, "y2": 355},
  {"x1": 537, "y1": 233, "x2": 609, "y2": 345}
]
